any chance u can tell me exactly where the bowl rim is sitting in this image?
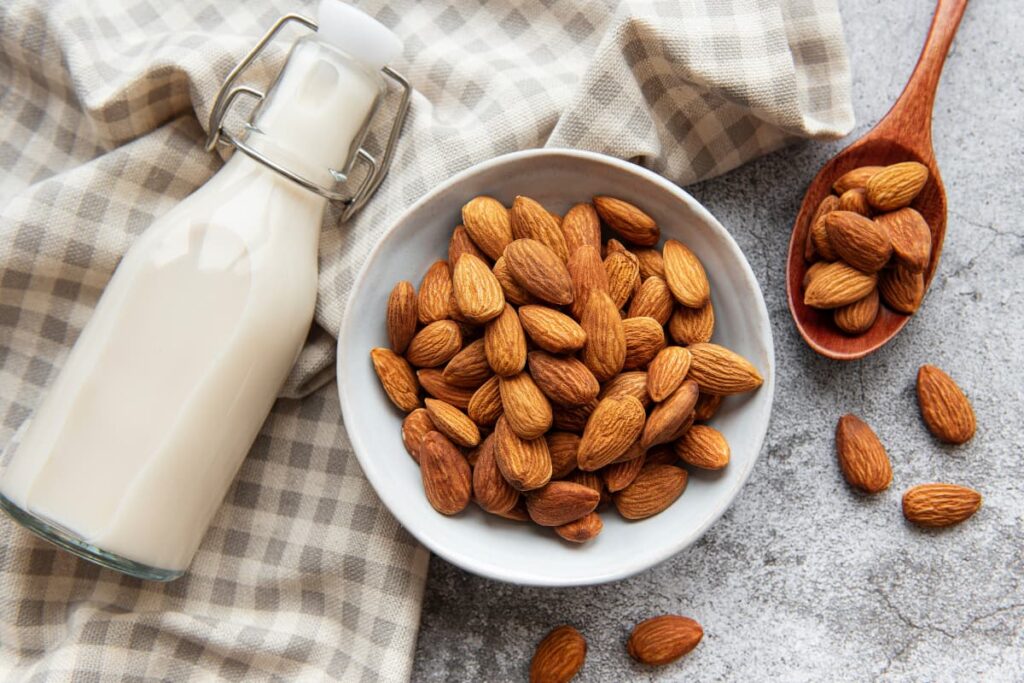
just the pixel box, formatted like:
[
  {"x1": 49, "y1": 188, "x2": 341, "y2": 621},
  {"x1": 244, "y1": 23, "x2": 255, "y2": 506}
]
[{"x1": 337, "y1": 148, "x2": 775, "y2": 586}]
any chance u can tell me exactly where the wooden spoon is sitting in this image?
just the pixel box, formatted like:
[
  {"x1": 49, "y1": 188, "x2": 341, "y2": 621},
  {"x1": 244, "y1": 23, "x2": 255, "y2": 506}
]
[{"x1": 786, "y1": 0, "x2": 968, "y2": 360}]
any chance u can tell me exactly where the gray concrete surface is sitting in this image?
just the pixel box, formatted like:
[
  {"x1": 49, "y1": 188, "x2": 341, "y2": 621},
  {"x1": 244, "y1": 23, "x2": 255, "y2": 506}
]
[{"x1": 411, "y1": 1, "x2": 1024, "y2": 680}]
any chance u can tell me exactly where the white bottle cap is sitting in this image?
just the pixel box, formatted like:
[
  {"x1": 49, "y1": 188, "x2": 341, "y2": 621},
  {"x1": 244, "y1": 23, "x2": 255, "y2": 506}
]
[{"x1": 316, "y1": 0, "x2": 402, "y2": 71}]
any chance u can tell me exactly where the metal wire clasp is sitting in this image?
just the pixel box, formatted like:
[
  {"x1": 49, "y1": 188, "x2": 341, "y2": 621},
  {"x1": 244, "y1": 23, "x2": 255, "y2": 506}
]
[{"x1": 204, "y1": 13, "x2": 410, "y2": 221}]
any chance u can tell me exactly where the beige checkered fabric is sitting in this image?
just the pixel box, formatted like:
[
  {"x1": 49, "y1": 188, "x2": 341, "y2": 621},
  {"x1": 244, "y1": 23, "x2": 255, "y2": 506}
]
[{"x1": 0, "y1": 0, "x2": 852, "y2": 680}]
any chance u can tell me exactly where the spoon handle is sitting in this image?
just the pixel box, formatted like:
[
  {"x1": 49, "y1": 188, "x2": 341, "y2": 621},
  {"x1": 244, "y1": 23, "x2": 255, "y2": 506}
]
[{"x1": 875, "y1": 0, "x2": 968, "y2": 154}]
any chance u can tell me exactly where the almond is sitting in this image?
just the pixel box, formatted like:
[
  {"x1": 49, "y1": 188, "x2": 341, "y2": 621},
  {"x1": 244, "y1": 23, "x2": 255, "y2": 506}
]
[
  {"x1": 406, "y1": 320, "x2": 462, "y2": 368},
  {"x1": 530, "y1": 625, "x2": 587, "y2": 683},
  {"x1": 692, "y1": 393, "x2": 722, "y2": 421},
  {"x1": 504, "y1": 239, "x2": 574, "y2": 305},
  {"x1": 614, "y1": 464, "x2": 688, "y2": 519},
  {"x1": 547, "y1": 432, "x2": 583, "y2": 479},
  {"x1": 420, "y1": 431, "x2": 472, "y2": 515},
  {"x1": 605, "y1": 249, "x2": 641, "y2": 308},
  {"x1": 667, "y1": 301, "x2": 714, "y2": 345},
  {"x1": 500, "y1": 372, "x2": 553, "y2": 439},
  {"x1": 484, "y1": 303, "x2": 527, "y2": 376},
  {"x1": 627, "y1": 615, "x2": 703, "y2": 665},
  {"x1": 565, "y1": 469, "x2": 604, "y2": 496},
  {"x1": 386, "y1": 281, "x2": 418, "y2": 354},
  {"x1": 834, "y1": 288, "x2": 880, "y2": 335},
  {"x1": 824, "y1": 211, "x2": 892, "y2": 272},
  {"x1": 835, "y1": 414, "x2": 891, "y2": 493},
  {"x1": 472, "y1": 433, "x2": 519, "y2": 514},
  {"x1": 610, "y1": 440, "x2": 644, "y2": 465},
  {"x1": 627, "y1": 276, "x2": 674, "y2": 325},
  {"x1": 668, "y1": 411, "x2": 696, "y2": 442},
  {"x1": 623, "y1": 316, "x2": 666, "y2": 370},
  {"x1": 493, "y1": 415, "x2": 552, "y2": 491},
  {"x1": 602, "y1": 451, "x2": 646, "y2": 492},
  {"x1": 663, "y1": 239, "x2": 711, "y2": 308},
  {"x1": 417, "y1": 368, "x2": 474, "y2": 409},
  {"x1": 803, "y1": 261, "x2": 877, "y2": 309},
  {"x1": 802, "y1": 261, "x2": 829, "y2": 289},
  {"x1": 526, "y1": 481, "x2": 601, "y2": 526},
  {"x1": 811, "y1": 208, "x2": 838, "y2": 261},
  {"x1": 448, "y1": 224, "x2": 489, "y2": 266},
  {"x1": 442, "y1": 339, "x2": 492, "y2": 389},
  {"x1": 805, "y1": 195, "x2": 840, "y2": 261},
  {"x1": 528, "y1": 351, "x2": 600, "y2": 407},
  {"x1": 593, "y1": 195, "x2": 660, "y2": 246},
  {"x1": 674, "y1": 424, "x2": 729, "y2": 469},
  {"x1": 496, "y1": 498, "x2": 530, "y2": 522},
  {"x1": 598, "y1": 370, "x2": 650, "y2": 408},
  {"x1": 370, "y1": 348, "x2": 420, "y2": 412},
  {"x1": 833, "y1": 165, "x2": 883, "y2": 194},
  {"x1": 916, "y1": 364, "x2": 976, "y2": 444},
  {"x1": 554, "y1": 512, "x2": 603, "y2": 543},
  {"x1": 866, "y1": 161, "x2": 929, "y2": 211},
  {"x1": 561, "y1": 203, "x2": 602, "y2": 256},
  {"x1": 580, "y1": 290, "x2": 626, "y2": 381},
  {"x1": 452, "y1": 253, "x2": 505, "y2": 323},
  {"x1": 401, "y1": 408, "x2": 434, "y2": 462},
  {"x1": 647, "y1": 346, "x2": 692, "y2": 402},
  {"x1": 633, "y1": 248, "x2": 666, "y2": 280},
  {"x1": 643, "y1": 445, "x2": 678, "y2": 468},
  {"x1": 568, "y1": 244, "x2": 610, "y2": 319},
  {"x1": 424, "y1": 398, "x2": 481, "y2": 448},
  {"x1": 417, "y1": 260, "x2": 455, "y2": 324},
  {"x1": 876, "y1": 207, "x2": 931, "y2": 273},
  {"x1": 902, "y1": 483, "x2": 982, "y2": 527},
  {"x1": 577, "y1": 395, "x2": 646, "y2": 471},
  {"x1": 511, "y1": 196, "x2": 569, "y2": 262},
  {"x1": 642, "y1": 380, "x2": 700, "y2": 449},
  {"x1": 462, "y1": 196, "x2": 512, "y2": 260},
  {"x1": 467, "y1": 375, "x2": 503, "y2": 426},
  {"x1": 879, "y1": 265, "x2": 924, "y2": 314},
  {"x1": 519, "y1": 305, "x2": 587, "y2": 354},
  {"x1": 687, "y1": 343, "x2": 763, "y2": 395},
  {"x1": 838, "y1": 188, "x2": 872, "y2": 216},
  {"x1": 493, "y1": 255, "x2": 536, "y2": 305},
  {"x1": 552, "y1": 402, "x2": 596, "y2": 434}
]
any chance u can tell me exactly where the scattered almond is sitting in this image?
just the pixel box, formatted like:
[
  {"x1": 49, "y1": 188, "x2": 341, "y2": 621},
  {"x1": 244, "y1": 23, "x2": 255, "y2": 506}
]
[
  {"x1": 902, "y1": 483, "x2": 981, "y2": 527},
  {"x1": 627, "y1": 615, "x2": 703, "y2": 666},
  {"x1": 835, "y1": 414, "x2": 891, "y2": 493},
  {"x1": 530, "y1": 625, "x2": 587, "y2": 683},
  {"x1": 916, "y1": 364, "x2": 976, "y2": 444}
]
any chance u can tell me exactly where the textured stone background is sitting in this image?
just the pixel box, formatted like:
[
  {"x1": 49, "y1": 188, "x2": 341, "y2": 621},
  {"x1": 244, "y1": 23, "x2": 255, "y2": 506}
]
[{"x1": 411, "y1": 0, "x2": 1024, "y2": 680}]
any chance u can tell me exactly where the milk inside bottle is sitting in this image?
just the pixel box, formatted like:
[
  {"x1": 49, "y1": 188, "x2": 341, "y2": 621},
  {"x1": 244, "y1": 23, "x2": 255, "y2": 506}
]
[{"x1": 0, "y1": 1, "x2": 404, "y2": 580}]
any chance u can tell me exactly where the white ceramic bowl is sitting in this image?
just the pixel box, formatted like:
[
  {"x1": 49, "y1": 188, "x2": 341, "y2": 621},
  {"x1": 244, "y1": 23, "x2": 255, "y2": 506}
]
[{"x1": 338, "y1": 149, "x2": 774, "y2": 586}]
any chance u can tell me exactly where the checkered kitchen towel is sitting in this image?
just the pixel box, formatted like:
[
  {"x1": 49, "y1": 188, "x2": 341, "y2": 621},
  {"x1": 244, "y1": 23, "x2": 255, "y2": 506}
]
[{"x1": 0, "y1": 0, "x2": 852, "y2": 679}]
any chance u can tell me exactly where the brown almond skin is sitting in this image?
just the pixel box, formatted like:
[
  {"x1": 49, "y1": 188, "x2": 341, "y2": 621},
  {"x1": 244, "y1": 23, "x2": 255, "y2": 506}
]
[
  {"x1": 462, "y1": 196, "x2": 512, "y2": 260},
  {"x1": 628, "y1": 276, "x2": 674, "y2": 325},
  {"x1": 802, "y1": 261, "x2": 829, "y2": 289},
  {"x1": 526, "y1": 481, "x2": 601, "y2": 526},
  {"x1": 647, "y1": 346, "x2": 692, "y2": 402},
  {"x1": 467, "y1": 375, "x2": 503, "y2": 426},
  {"x1": 674, "y1": 424, "x2": 730, "y2": 469},
  {"x1": 528, "y1": 351, "x2": 600, "y2": 407},
  {"x1": 406, "y1": 320, "x2": 462, "y2": 368},
  {"x1": 519, "y1": 305, "x2": 587, "y2": 354},
  {"x1": 834, "y1": 288, "x2": 880, "y2": 335},
  {"x1": 614, "y1": 464, "x2": 688, "y2": 520},
  {"x1": 472, "y1": 433, "x2": 519, "y2": 514},
  {"x1": 452, "y1": 253, "x2": 505, "y2": 323},
  {"x1": 499, "y1": 372, "x2": 553, "y2": 439},
  {"x1": 643, "y1": 445, "x2": 678, "y2": 468},
  {"x1": 602, "y1": 451, "x2": 646, "y2": 492},
  {"x1": 568, "y1": 244, "x2": 611, "y2": 320},
  {"x1": 803, "y1": 261, "x2": 878, "y2": 309},
  {"x1": 493, "y1": 416, "x2": 552, "y2": 491},
  {"x1": 876, "y1": 207, "x2": 932, "y2": 273},
  {"x1": 386, "y1": 281, "x2": 418, "y2": 354},
  {"x1": 580, "y1": 290, "x2": 627, "y2": 382},
  {"x1": 401, "y1": 408, "x2": 434, "y2": 462},
  {"x1": 417, "y1": 260, "x2": 455, "y2": 324},
  {"x1": 634, "y1": 248, "x2": 665, "y2": 280},
  {"x1": 562, "y1": 203, "x2": 602, "y2": 256},
  {"x1": 547, "y1": 432, "x2": 583, "y2": 479},
  {"x1": 552, "y1": 402, "x2": 596, "y2": 434},
  {"x1": 485, "y1": 303, "x2": 527, "y2": 376},
  {"x1": 417, "y1": 368, "x2": 474, "y2": 409},
  {"x1": 866, "y1": 161, "x2": 929, "y2": 211},
  {"x1": 424, "y1": 398, "x2": 481, "y2": 447},
  {"x1": 805, "y1": 194, "x2": 840, "y2": 261},
  {"x1": 693, "y1": 393, "x2": 722, "y2": 422},
  {"x1": 902, "y1": 483, "x2": 982, "y2": 527},
  {"x1": 442, "y1": 338, "x2": 493, "y2": 389},
  {"x1": 371, "y1": 348, "x2": 420, "y2": 412},
  {"x1": 833, "y1": 165, "x2": 883, "y2": 194},
  {"x1": 622, "y1": 316, "x2": 666, "y2": 370},
  {"x1": 811, "y1": 209, "x2": 838, "y2": 261},
  {"x1": 627, "y1": 615, "x2": 703, "y2": 665},
  {"x1": 879, "y1": 266, "x2": 924, "y2": 314},
  {"x1": 419, "y1": 432, "x2": 472, "y2": 515},
  {"x1": 593, "y1": 195, "x2": 660, "y2": 246},
  {"x1": 605, "y1": 250, "x2": 641, "y2": 309},
  {"x1": 599, "y1": 371, "x2": 651, "y2": 408},
  {"x1": 577, "y1": 396, "x2": 647, "y2": 471},
  {"x1": 687, "y1": 343, "x2": 763, "y2": 396},
  {"x1": 916, "y1": 365, "x2": 976, "y2": 444},
  {"x1": 835, "y1": 414, "x2": 891, "y2": 493},
  {"x1": 663, "y1": 239, "x2": 711, "y2": 308},
  {"x1": 504, "y1": 239, "x2": 574, "y2": 305},
  {"x1": 824, "y1": 211, "x2": 892, "y2": 273},
  {"x1": 493, "y1": 255, "x2": 536, "y2": 305},
  {"x1": 838, "y1": 188, "x2": 872, "y2": 216},
  {"x1": 642, "y1": 380, "x2": 700, "y2": 449},
  {"x1": 668, "y1": 301, "x2": 714, "y2": 345},
  {"x1": 512, "y1": 196, "x2": 569, "y2": 262},
  {"x1": 448, "y1": 224, "x2": 489, "y2": 267},
  {"x1": 554, "y1": 512, "x2": 603, "y2": 543},
  {"x1": 530, "y1": 625, "x2": 587, "y2": 683}
]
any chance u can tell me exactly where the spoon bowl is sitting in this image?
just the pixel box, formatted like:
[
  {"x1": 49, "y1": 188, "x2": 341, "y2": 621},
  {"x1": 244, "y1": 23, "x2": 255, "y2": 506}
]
[{"x1": 786, "y1": 0, "x2": 967, "y2": 360}]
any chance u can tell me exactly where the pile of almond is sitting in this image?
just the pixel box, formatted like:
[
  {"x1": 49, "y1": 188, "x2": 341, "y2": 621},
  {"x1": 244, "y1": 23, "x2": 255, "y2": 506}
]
[
  {"x1": 802, "y1": 161, "x2": 934, "y2": 333},
  {"x1": 371, "y1": 194, "x2": 763, "y2": 541}
]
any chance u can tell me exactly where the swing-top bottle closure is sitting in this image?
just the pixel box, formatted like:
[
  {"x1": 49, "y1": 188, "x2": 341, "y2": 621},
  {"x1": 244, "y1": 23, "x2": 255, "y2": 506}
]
[{"x1": 205, "y1": 0, "x2": 410, "y2": 222}]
